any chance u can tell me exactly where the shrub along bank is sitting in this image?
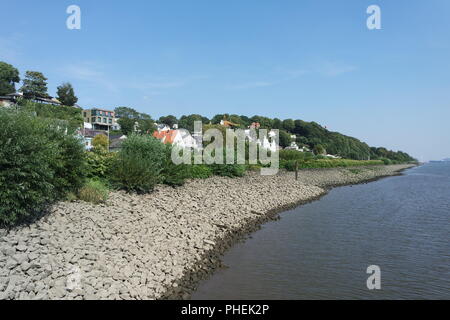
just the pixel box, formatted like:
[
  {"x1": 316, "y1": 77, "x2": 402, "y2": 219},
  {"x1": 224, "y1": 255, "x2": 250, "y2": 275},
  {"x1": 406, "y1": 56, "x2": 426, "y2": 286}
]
[
  {"x1": 0, "y1": 109, "x2": 414, "y2": 228},
  {"x1": 0, "y1": 109, "x2": 86, "y2": 227},
  {"x1": 278, "y1": 149, "x2": 413, "y2": 170},
  {"x1": 281, "y1": 159, "x2": 384, "y2": 170}
]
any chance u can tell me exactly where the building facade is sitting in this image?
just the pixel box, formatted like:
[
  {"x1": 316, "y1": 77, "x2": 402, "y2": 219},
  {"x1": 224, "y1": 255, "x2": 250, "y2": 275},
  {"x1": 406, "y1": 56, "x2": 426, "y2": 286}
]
[{"x1": 83, "y1": 108, "x2": 117, "y2": 131}]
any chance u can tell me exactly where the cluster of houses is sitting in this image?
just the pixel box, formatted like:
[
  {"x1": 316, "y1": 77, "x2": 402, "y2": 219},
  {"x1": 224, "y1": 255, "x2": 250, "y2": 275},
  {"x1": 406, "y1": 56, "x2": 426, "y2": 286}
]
[
  {"x1": 76, "y1": 108, "x2": 285, "y2": 153},
  {"x1": 78, "y1": 111, "x2": 343, "y2": 158},
  {"x1": 1, "y1": 95, "x2": 341, "y2": 158},
  {"x1": 0, "y1": 91, "x2": 83, "y2": 108},
  {"x1": 78, "y1": 108, "x2": 122, "y2": 150},
  {"x1": 151, "y1": 122, "x2": 279, "y2": 152}
]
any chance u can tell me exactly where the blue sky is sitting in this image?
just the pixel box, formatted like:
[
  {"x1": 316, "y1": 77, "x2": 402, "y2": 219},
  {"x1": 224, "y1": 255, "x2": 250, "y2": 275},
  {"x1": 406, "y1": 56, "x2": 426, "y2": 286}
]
[{"x1": 1, "y1": 0, "x2": 450, "y2": 161}]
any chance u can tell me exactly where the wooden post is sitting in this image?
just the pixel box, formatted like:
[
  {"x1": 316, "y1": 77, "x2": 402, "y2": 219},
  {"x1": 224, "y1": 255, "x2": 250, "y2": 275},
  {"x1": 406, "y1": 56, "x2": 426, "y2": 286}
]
[{"x1": 295, "y1": 160, "x2": 298, "y2": 181}]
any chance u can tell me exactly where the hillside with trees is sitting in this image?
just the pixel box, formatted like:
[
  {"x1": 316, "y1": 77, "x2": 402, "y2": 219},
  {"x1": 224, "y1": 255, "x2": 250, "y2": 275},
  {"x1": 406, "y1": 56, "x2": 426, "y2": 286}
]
[{"x1": 158, "y1": 113, "x2": 416, "y2": 163}]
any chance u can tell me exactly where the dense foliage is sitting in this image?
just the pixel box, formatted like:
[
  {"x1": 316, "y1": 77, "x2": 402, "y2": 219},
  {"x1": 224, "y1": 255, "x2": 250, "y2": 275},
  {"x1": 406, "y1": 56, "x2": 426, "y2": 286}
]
[
  {"x1": 56, "y1": 82, "x2": 78, "y2": 106},
  {"x1": 92, "y1": 134, "x2": 108, "y2": 151},
  {"x1": 210, "y1": 164, "x2": 246, "y2": 177},
  {"x1": 85, "y1": 150, "x2": 117, "y2": 180},
  {"x1": 115, "y1": 106, "x2": 156, "y2": 135},
  {"x1": 0, "y1": 109, "x2": 86, "y2": 227},
  {"x1": 159, "y1": 115, "x2": 178, "y2": 128},
  {"x1": 0, "y1": 61, "x2": 20, "y2": 95},
  {"x1": 278, "y1": 130, "x2": 292, "y2": 148},
  {"x1": 279, "y1": 149, "x2": 388, "y2": 170},
  {"x1": 78, "y1": 179, "x2": 109, "y2": 204},
  {"x1": 178, "y1": 114, "x2": 210, "y2": 132},
  {"x1": 279, "y1": 149, "x2": 315, "y2": 161},
  {"x1": 19, "y1": 71, "x2": 49, "y2": 99},
  {"x1": 313, "y1": 144, "x2": 327, "y2": 155},
  {"x1": 18, "y1": 99, "x2": 83, "y2": 131},
  {"x1": 281, "y1": 159, "x2": 384, "y2": 170},
  {"x1": 110, "y1": 134, "x2": 166, "y2": 193},
  {"x1": 161, "y1": 145, "x2": 191, "y2": 186},
  {"x1": 188, "y1": 165, "x2": 213, "y2": 179},
  {"x1": 191, "y1": 114, "x2": 417, "y2": 162}
]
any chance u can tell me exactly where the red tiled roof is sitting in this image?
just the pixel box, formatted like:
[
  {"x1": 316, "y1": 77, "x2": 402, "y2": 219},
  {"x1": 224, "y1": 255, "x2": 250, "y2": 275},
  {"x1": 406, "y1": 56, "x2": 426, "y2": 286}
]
[
  {"x1": 152, "y1": 130, "x2": 178, "y2": 144},
  {"x1": 221, "y1": 120, "x2": 239, "y2": 127}
]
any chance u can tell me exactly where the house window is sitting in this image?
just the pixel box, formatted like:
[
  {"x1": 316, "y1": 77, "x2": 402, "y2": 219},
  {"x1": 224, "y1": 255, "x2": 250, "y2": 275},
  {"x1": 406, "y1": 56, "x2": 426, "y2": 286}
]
[
  {"x1": 91, "y1": 117, "x2": 95, "y2": 123},
  {"x1": 83, "y1": 112, "x2": 87, "y2": 117},
  {"x1": 103, "y1": 118, "x2": 107, "y2": 123},
  {"x1": 97, "y1": 117, "x2": 101, "y2": 122},
  {"x1": 109, "y1": 119, "x2": 112, "y2": 124}
]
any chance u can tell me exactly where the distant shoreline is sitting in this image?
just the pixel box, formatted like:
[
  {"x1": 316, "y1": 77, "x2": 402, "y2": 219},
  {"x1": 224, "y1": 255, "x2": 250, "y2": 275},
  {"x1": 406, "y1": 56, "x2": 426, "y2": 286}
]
[{"x1": 0, "y1": 164, "x2": 415, "y2": 300}]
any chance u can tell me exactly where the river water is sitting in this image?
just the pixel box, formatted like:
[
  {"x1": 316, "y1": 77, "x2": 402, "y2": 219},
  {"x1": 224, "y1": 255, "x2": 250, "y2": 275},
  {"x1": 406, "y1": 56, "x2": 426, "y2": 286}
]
[{"x1": 192, "y1": 162, "x2": 450, "y2": 299}]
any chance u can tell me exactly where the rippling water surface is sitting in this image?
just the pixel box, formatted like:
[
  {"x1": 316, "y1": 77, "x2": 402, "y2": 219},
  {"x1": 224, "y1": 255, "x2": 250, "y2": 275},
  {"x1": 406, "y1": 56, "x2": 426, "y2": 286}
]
[{"x1": 192, "y1": 163, "x2": 450, "y2": 299}]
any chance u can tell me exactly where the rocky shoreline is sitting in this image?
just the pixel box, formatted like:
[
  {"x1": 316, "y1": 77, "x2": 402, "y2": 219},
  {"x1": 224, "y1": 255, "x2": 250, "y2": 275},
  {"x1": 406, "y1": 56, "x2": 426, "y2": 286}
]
[{"x1": 0, "y1": 164, "x2": 415, "y2": 300}]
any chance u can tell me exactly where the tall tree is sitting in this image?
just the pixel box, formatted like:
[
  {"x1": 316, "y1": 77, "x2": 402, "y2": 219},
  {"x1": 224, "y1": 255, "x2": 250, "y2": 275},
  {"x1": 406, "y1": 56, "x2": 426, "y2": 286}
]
[
  {"x1": 20, "y1": 71, "x2": 48, "y2": 99},
  {"x1": 0, "y1": 62, "x2": 20, "y2": 95},
  {"x1": 178, "y1": 114, "x2": 209, "y2": 132},
  {"x1": 114, "y1": 106, "x2": 155, "y2": 135},
  {"x1": 114, "y1": 106, "x2": 140, "y2": 119},
  {"x1": 137, "y1": 119, "x2": 156, "y2": 134},
  {"x1": 272, "y1": 118, "x2": 283, "y2": 129},
  {"x1": 250, "y1": 115, "x2": 273, "y2": 129},
  {"x1": 117, "y1": 117, "x2": 135, "y2": 136},
  {"x1": 282, "y1": 119, "x2": 295, "y2": 132},
  {"x1": 211, "y1": 114, "x2": 228, "y2": 124},
  {"x1": 313, "y1": 145, "x2": 327, "y2": 155},
  {"x1": 56, "y1": 82, "x2": 78, "y2": 106},
  {"x1": 278, "y1": 130, "x2": 292, "y2": 148},
  {"x1": 159, "y1": 115, "x2": 178, "y2": 128}
]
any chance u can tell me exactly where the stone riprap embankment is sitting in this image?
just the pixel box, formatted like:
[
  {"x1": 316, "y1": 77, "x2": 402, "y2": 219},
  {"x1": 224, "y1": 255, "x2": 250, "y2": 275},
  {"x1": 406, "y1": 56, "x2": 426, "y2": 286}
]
[{"x1": 0, "y1": 164, "x2": 414, "y2": 300}]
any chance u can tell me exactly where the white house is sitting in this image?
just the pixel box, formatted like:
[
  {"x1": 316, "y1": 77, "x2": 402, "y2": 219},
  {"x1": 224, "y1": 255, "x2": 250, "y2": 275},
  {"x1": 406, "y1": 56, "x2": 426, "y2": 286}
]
[
  {"x1": 259, "y1": 131, "x2": 278, "y2": 152},
  {"x1": 153, "y1": 129, "x2": 201, "y2": 150},
  {"x1": 240, "y1": 129, "x2": 278, "y2": 152}
]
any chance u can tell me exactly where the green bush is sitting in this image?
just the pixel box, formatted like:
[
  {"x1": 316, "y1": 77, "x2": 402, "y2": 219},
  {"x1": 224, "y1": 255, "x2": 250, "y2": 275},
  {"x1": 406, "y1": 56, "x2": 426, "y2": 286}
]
[
  {"x1": 48, "y1": 130, "x2": 87, "y2": 198},
  {"x1": 189, "y1": 165, "x2": 213, "y2": 179},
  {"x1": 245, "y1": 164, "x2": 263, "y2": 171},
  {"x1": 86, "y1": 150, "x2": 117, "y2": 179},
  {"x1": 280, "y1": 160, "x2": 298, "y2": 171},
  {"x1": 281, "y1": 158, "x2": 384, "y2": 171},
  {"x1": 78, "y1": 179, "x2": 109, "y2": 204},
  {"x1": 92, "y1": 134, "x2": 108, "y2": 151},
  {"x1": 110, "y1": 134, "x2": 166, "y2": 193},
  {"x1": 161, "y1": 145, "x2": 191, "y2": 186},
  {"x1": 0, "y1": 109, "x2": 86, "y2": 227},
  {"x1": 279, "y1": 149, "x2": 314, "y2": 161},
  {"x1": 18, "y1": 99, "x2": 83, "y2": 131},
  {"x1": 203, "y1": 143, "x2": 247, "y2": 178},
  {"x1": 66, "y1": 192, "x2": 78, "y2": 202},
  {"x1": 211, "y1": 163, "x2": 246, "y2": 177}
]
